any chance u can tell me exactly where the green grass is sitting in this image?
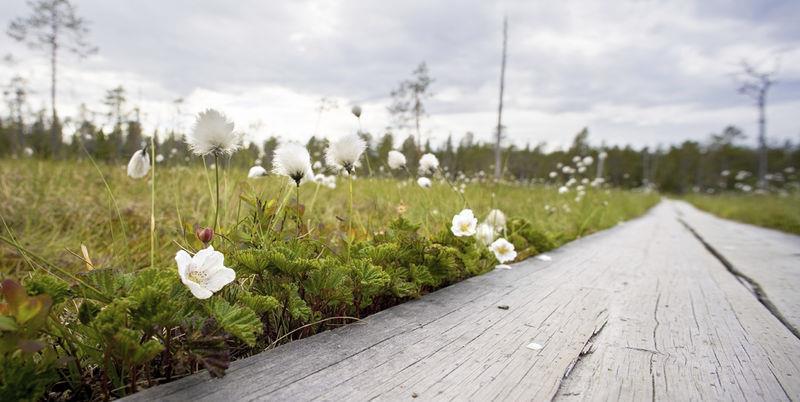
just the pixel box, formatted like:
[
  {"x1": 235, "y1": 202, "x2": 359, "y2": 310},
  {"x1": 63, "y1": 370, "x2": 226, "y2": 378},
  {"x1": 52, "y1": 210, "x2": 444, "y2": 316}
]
[
  {"x1": 685, "y1": 193, "x2": 800, "y2": 235},
  {"x1": 1, "y1": 159, "x2": 659, "y2": 276},
  {"x1": 0, "y1": 158, "x2": 660, "y2": 400}
]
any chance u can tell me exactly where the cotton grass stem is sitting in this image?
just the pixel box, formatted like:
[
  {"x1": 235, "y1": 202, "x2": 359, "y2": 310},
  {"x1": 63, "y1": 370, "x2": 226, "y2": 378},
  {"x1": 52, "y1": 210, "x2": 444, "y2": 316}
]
[
  {"x1": 213, "y1": 153, "x2": 220, "y2": 232},
  {"x1": 150, "y1": 136, "x2": 156, "y2": 268}
]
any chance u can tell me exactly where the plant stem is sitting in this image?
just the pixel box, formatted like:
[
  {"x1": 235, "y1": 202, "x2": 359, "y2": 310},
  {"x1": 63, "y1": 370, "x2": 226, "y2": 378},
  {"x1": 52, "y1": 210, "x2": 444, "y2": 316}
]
[
  {"x1": 213, "y1": 153, "x2": 220, "y2": 233},
  {"x1": 150, "y1": 136, "x2": 156, "y2": 268},
  {"x1": 348, "y1": 174, "x2": 354, "y2": 239},
  {"x1": 295, "y1": 184, "x2": 301, "y2": 236}
]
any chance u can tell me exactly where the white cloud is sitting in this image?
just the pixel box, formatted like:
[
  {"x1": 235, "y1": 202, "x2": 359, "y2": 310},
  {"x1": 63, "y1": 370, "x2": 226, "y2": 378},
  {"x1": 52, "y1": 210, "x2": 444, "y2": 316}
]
[{"x1": 0, "y1": 0, "x2": 798, "y2": 150}]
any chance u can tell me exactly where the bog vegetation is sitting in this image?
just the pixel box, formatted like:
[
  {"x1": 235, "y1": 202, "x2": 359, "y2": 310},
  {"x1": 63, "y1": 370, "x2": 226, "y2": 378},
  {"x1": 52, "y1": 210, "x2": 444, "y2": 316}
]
[{"x1": 0, "y1": 108, "x2": 663, "y2": 400}]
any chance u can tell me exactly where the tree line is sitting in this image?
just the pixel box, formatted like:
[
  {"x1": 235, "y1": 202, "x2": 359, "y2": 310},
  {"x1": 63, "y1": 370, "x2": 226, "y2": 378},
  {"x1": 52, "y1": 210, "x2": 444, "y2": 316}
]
[{"x1": 1, "y1": 111, "x2": 798, "y2": 194}]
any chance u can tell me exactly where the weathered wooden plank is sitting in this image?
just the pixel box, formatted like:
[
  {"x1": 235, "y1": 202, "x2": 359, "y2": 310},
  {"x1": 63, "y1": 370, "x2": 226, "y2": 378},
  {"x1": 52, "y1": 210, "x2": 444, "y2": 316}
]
[
  {"x1": 556, "y1": 200, "x2": 800, "y2": 401},
  {"x1": 125, "y1": 201, "x2": 800, "y2": 401},
  {"x1": 673, "y1": 200, "x2": 800, "y2": 334}
]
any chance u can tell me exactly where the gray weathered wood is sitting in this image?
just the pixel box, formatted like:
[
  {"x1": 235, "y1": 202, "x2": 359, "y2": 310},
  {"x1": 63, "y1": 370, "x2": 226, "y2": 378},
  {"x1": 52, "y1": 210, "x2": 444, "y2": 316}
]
[
  {"x1": 673, "y1": 200, "x2": 800, "y2": 335},
  {"x1": 125, "y1": 200, "x2": 800, "y2": 401}
]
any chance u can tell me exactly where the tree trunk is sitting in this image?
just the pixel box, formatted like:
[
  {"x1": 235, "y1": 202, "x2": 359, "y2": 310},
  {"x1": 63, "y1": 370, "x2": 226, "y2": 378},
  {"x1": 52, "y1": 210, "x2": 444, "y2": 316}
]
[
  {"x1": 494, "y1": 17, "x2": 508, "y2": 181},
  {"x1": 50, "y1": 18, "x2": 59, "y2": 157},
  {"x1": 757, "y1": 93, "x2": 767, "y2": 188}
]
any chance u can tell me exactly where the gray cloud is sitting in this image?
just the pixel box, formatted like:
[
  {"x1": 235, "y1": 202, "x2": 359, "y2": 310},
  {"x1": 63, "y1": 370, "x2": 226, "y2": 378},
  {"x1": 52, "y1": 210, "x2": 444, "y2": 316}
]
[{"x1": 1, "y1": 0, "x2": 798, "y2": 148}]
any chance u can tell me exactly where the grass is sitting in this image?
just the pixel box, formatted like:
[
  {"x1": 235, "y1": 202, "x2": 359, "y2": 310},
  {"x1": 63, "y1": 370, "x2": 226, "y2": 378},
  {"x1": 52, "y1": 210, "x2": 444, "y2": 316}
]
[
  {"x1": 1, "y1": 159, "x2": 659, "y2": 276},
  {"x1": 685, "y1": 193, "x2": 800, "y2": 235},
  {"x1": 0, "y1": 158, "x2": 660, "y2": 400}
]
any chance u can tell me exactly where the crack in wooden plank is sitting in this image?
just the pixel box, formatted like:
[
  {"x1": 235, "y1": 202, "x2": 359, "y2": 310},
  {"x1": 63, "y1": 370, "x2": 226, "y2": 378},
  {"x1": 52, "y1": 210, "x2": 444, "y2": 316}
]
[{"x1": 677, "y1": 217, "x2": 800, "y2": 341}]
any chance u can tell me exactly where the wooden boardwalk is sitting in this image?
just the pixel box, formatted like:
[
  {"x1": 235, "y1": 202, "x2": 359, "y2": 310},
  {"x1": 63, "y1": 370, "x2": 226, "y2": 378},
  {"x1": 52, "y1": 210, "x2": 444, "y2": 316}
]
[{"x1": 127, "y1": 200, "x2": 800, "y2": 401}]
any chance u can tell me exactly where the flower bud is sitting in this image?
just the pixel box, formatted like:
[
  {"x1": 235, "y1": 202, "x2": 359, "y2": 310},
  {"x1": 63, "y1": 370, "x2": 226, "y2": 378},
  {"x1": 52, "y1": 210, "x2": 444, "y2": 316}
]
[
  {"x1": 351, "y1": 105, "x2": 362, "y2": 118},
  {"x1": 196, "y1": 226, "x2": 214, "y2": 245}
]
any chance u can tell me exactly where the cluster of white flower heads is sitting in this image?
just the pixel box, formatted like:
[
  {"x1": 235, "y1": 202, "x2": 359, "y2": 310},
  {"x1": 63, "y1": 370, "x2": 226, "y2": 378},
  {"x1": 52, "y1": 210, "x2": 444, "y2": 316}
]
[
  {"x1": 247, "y1": 165, "x2": 268, "y2": 178},
  {"x1": 387, "y1": 150, "x2": 407, "y2": 170},
  {"x1": 187, "y1": 109, "x2": 242, "y2": 156},
  {"x1": 273, "y1": 142, "x2": 313, "y2": 185},
  {"x1": 418, "y1": 153, "x2": 440, "y2": 176},
  {"x1": 127, "y1": 148, "x2": 150, "y2": 179},
  {"x1": 326, "y1": 134, "x2": 366, "y2": 174}
]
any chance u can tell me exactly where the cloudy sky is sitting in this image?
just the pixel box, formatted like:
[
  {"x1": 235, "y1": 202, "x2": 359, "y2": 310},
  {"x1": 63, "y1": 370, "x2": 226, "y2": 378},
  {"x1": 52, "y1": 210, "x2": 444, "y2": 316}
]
[{"x1": 1, "y1": 0, "x2": 799, "y2": 150}]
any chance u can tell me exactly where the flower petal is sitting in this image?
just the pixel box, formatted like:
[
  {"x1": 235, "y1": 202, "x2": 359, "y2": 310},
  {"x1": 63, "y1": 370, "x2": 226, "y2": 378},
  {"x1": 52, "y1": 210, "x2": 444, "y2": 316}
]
[
  {"x1": 205, "y1": 267, "x2": 236, "y2": 292},
  {"x1": 175, "y1": 250, "x2": 192, "y2": 279},
  {"x1": 200, "y1": 248, "x2": 225, "y2": 272},
  {"x1": 184, "y1": 280, "x2": 213, "y2": 299}
]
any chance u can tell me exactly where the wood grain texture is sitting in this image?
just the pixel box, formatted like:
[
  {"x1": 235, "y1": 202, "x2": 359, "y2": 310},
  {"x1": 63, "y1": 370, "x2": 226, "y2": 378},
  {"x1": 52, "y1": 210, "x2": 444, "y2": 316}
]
[
  {"x1": 125, "y1": 200, "x2": 800, "y2": 402},
  {"x1": 673, "y1": 200, "x2": 800, "y2": 334}
]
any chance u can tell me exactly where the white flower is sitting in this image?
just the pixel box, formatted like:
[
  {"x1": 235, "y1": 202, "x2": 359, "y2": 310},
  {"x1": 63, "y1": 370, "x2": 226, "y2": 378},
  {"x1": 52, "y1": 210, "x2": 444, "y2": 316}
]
[
  {"x1": 582, "y1": 156, "x2": 594, "y2": 166},
  {"x1": 418, "y1": 153, "x2": 440, "y2": 175},
  {"x1": 387, "y1": 150, "x2": 407, "y2": 170},
  {"x1": 417, "y1": 177, "x2": 432, "y2": 188},
  {"x1": 485, "y1": 209, "x2": 506, "y2": 230},
  {"x1": 325, "y1": 134, "x2": 366, "y2": 174},
  {"x1": 351, "y1": 105, "x2": 362, "y2": 118},
  {"x1": 323, "y1": 175, "x2": 337, "y2": 189},
  {"x1": 127, "y1": 148, "x2": 150, "y2": 179},
  {"x1": 248, "y1": 165, "x2": 268, "y2": 178},
  {"x1": 273, "y1": 142, "x2": 313, "y2": 185},
  {"x1": 451, "y1": 209, "x2": 478, "y2": 237},
  {"x1": 187, "y1": 109, "x2": 242, "y2": 155},
  {"x1": 558, "y1": 186, "x2": 568, "y2": 194},
  {"x1": 475, "y1": 223, "x2": 495, "y2": 245},
  {"x1": 175, "y1": 246, "x2": 236, "y2": 300},
  {"x1": 155, "y1": 154, "x2": 165, "y2": 163},
  {"x1": 490, "y1": 238, "x2": 517, "y2": 263}
]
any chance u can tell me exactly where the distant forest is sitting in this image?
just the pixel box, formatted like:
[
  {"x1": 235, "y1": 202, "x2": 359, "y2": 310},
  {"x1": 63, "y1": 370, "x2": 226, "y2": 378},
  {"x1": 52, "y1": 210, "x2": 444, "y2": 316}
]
[{"x1": 1, "y1": 113, "x2": 798, "y2": 194}]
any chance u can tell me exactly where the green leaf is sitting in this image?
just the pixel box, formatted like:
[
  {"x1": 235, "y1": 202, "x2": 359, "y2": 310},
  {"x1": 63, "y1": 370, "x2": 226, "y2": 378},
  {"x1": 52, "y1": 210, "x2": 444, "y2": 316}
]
[
  {"x1": 208, "y1": 298, "x2": 262, "y2": 346},
  {"x1": 0, "y1": 316, "x2": 18, "y2": 332}
]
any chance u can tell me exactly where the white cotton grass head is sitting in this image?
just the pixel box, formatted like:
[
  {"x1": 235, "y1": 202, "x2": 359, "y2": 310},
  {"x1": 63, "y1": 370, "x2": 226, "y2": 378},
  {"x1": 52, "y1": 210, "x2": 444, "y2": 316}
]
[
  {"x1": 387, "y1": 150, "x2": 407, "y2": 170},
  {"x1": 490, "y1": 238, "x2": 517, "y2": 263},
  {"x1": 187, "y1": 109, "x2": 242, "y2": 156},
  {"x1": 485, "y1": 209, "x2": 507, "y2": 230},
  {"x1": 451, "y1": 209, "x2": 478, "y2": 237},
  {"x1": 273, "y1": 142, "x2": 313, "y2": 185},
  {"x1": 127, "y1": 148, "x2": 150, "y2": 179},
  {"x1": 155, "y1": 154, "x2": 165, "y2": 163},
  {"x1": 558, "y1": 186, "x2": 568, "y2": 194},
  {"x1": 417, "y1": 177, "x2": 432, "y2": 188},
  {"x1": 23, "y1": 147, "x2": 34, "y2": 157},
  {"x1": 325, "y1": 134, "x2": 366, "y2": 174},
  {"x1": 248, "y1": 165, "x2": 268, "y2": 179},
  {"x1": 475, "y1": 223, "x2": 496, "y2": 246},
  {"x1": 582, "y1": 156, "x2": 594, "y2": 166},
  {"x1": 418, "y1": 153, "x2": 440, "y2": 175},
  {"x1": 175, "y1": 245, "x2": 236, "y2": 299}
]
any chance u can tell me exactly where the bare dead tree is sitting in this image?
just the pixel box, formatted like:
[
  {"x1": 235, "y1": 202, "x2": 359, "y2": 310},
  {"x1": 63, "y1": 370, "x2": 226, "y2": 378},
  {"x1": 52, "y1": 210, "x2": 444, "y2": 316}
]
[
  {"x1": 7, "y1": 0, "x2": 98, "y2": 154},
  {"x1": 388, "y1": 62, "x2": 433, "y2": 152},
  {"x1": 494, "y1": 17, "x2": 508, "y2": 180},
  {"x1": 737, "y1": 59, "x2": 777, "y2": 188}
]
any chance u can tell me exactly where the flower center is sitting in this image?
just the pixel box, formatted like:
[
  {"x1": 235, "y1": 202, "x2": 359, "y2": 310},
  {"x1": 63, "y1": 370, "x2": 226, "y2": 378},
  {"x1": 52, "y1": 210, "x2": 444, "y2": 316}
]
[
  {"x1": 187, "y1": 265, "x2": 208, "y2": 285},
  {"x1": 497, "y1": 245, "x2": 509, "y2": 254},
  {"x1": 460, "y1": 222, "x2": 471, "y2": 232}
]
